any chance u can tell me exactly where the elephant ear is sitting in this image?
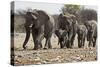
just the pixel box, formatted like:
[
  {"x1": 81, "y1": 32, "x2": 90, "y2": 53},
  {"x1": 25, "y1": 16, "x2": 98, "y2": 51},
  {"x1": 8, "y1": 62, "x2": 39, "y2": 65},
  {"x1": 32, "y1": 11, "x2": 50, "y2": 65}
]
[
  {"x1": 31, "y1": 10, "x2": 39, "y2": 20},
  {"x1": 37, "y1": 10, "x2": 49, "y2": 21}
]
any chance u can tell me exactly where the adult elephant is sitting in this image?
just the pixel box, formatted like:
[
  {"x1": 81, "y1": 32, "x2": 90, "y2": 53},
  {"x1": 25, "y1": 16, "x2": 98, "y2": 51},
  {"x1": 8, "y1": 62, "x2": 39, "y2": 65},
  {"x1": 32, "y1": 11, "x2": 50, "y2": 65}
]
[
  {"x1": 77, "y1": 25, "x2": 87, "y2": 48},
  {"x1": 23, "y1": 9, "x2": 55, "y2": 50},
  {"x1": 57, "y1": 13, "x2": 78, "y2": 48},
  {"x1": 84, "y1": 20, "x2": 97, "y2": 47}
]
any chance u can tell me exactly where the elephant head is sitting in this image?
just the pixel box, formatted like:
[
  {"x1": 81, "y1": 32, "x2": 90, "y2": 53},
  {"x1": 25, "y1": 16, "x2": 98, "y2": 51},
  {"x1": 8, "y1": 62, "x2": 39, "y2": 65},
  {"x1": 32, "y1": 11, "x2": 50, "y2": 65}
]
[
  {"x1": 85, "y1": 20, "x2": 97, "y2": 35},
  {"x1": 58, "y1": 13, "x2": 73, "y2": 31},
  {"x1": 30, "y1": 9, "x2": 50, "y2": 29}
]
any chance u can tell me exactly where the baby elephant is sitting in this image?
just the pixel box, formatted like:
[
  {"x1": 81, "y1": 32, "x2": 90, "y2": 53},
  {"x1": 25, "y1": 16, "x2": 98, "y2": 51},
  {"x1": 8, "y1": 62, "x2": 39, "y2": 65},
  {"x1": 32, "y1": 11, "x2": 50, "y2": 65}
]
[
  {"x1": 77, "y1": 25, "x2": 87, "y2": 48},
  {"x1": 55, "y1": 29, "x2": 68, "y2": 48},
  {"x1": 85, "y1": 20, "x2": 97, "y2": 47}
]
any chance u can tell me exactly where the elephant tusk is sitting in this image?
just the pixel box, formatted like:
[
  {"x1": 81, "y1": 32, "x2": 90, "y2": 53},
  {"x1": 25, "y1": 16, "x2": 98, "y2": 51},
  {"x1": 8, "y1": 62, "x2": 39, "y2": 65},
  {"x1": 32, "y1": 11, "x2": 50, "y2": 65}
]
[{"x1": 31, "y1": 14, "x2": 37, "y2": 20}]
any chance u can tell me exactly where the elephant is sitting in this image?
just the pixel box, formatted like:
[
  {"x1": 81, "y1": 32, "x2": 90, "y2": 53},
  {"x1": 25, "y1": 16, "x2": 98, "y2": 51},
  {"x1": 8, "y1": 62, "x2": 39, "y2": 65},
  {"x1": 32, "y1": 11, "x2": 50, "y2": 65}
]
[
  {"x1": 57, "y1": 13, "x2": 78, "y2": 48},
  {"x1": 55, "y1": 29, "x2": 68, "y2": 48},
  {"x1": 23, "y1": 9, "x2": 55, "y2": 50},
  {"x1": 77, "y1": 25, "x2": 87, "y2": 48},
  {"x1": 84, "y1": 20, "x2": 97, "y2": 47}
]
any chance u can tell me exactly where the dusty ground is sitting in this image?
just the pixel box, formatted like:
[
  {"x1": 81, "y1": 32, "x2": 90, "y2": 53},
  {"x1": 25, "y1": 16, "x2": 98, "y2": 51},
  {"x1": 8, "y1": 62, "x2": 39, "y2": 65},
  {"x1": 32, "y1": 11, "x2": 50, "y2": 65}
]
[{"x1": 11, "y1": 33, "x2": 97, "y2": 66}]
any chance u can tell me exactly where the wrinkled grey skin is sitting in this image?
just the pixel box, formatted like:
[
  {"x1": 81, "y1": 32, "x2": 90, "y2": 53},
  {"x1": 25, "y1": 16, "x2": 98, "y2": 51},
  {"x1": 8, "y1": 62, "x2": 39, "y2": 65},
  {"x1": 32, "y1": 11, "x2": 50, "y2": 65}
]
[
  {"x1": 57, "y1": 13, "x2": 78, "y2": 48},
  {"x1": 85, "y1": 20, "x2": 97, "y2": 47},
  {"x1": 23, "y1": 10, "x2": 55, "y2": 50},
  {"x1": 55, "y1": 29, "x2": 68, "y2": 48},
  {"x1": 77, "y1": 25, "x2": 87, "y2": 48}
]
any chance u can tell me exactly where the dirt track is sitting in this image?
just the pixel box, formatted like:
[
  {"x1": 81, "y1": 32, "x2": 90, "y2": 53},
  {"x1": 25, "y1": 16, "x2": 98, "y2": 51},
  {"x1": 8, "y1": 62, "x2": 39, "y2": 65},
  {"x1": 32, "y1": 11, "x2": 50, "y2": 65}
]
[{"x1": 11, "y1": 33, "x2": 97, "y2": 65}]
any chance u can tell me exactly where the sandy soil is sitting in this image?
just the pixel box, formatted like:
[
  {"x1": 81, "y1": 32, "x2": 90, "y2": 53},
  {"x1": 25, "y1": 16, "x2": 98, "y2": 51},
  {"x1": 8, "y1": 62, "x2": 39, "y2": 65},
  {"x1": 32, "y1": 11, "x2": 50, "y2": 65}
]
[{"x1": 11, "y1": 33, "x2": 97, "y2": 66}]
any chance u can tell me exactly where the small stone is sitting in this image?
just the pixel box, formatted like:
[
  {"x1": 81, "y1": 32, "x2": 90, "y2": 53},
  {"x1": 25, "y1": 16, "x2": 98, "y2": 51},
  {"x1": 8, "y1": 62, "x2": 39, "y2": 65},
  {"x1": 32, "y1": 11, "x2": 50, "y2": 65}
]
[
  {"x1": 55, "y1": 57, "x2": 60, "y2": 61},
  {"x1": 15, "y1": 59, "x2": 21, "y2": 63},
  {"x1": 18, "y1": 55, "x2": 22, "y2": 58},
  {"x1": 45, "y1": 59, "x2": 50, "y2": 62},
  {"x1": 76, "y1": 55, "x2": 80, "y2": 57},
  {"x1": 76, "y1": 57, "x2": 81, "y2": 61},
  {"x1": 42, "y1": 61, "x2": 48, "y2": 64},
  {"x1": 14, "y1": 55, "x2": 18, "y2": 59},
  {"x1": 57, "y1": 56, "x2": 62, "y2": 59},
  {"x1": 58, "y1": 60, "x2": 61, "y2": 63},
  {"x1": 71, "y1": 56, "x2": 81, "y2": 61},
  {"x1": 90, "y1": 51, "x2": 94, "y2": 54},
  {"x1": 33, "y1": 52, "x2": 37, "y2": 54},
  {"x1": 15, "y1": 61, "x2": 19, "y2": 64},
  {"x1": 34, "y1": 57, "x2": 41, "y2": 61}
]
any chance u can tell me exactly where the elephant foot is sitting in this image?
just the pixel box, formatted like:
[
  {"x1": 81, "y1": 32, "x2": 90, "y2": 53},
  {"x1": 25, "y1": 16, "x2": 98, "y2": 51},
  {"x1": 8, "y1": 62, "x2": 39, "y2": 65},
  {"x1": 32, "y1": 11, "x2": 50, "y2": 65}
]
[
  {"x1": 93, "y1": 43, "x2": 96, "y2": 47},
  {"x1": 67, "y1": 45, "x2": 72, "y2": 48},
  {"x1": 69, "y1": 47, "x2": 72, "y2": 49},
  {"x1": 88, "y1": 44, "x2": 92, "y2": 48},
  {"x1": 63, "y1": 47, "x2": 66, "y2": 49},
  {"x1": 60, "y1": 45, "x2": 64, "y2": 48},
  {"x1": 78, "y1": 46, "x2": 81, "y2": 48},
  {"x1": 49, "y1": 46, "x2": 52, "y2": 49},
  {"x1": 43, "y1": 47, "x2": 48, "y2": 49},
  {"x1": 48, "y1": 45, "x2": 52, "y2": 49},
  {"x1": 93, "y1": 45, "x2": 95, "y2": 47},
  {"x1": 23, "y1": 45, "x2": 27, "y2": 49},
  {"x1": 33, "y1": 48, "x2": 38, "y2": 50}
]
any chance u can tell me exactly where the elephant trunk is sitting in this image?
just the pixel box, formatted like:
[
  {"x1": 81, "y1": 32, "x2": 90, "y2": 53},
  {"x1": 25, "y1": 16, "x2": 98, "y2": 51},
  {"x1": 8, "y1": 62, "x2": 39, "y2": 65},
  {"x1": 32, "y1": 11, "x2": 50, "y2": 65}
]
[{"x1": 23, "y1": 27, "x2": 31, "y2": 49}]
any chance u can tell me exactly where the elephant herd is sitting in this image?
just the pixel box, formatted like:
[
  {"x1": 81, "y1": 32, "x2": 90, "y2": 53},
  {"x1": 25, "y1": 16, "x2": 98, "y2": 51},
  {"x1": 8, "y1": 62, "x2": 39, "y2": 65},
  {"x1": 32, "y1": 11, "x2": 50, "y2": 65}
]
[{"x1": 22, "y1": 9, "x2": 97, "y2": 50}]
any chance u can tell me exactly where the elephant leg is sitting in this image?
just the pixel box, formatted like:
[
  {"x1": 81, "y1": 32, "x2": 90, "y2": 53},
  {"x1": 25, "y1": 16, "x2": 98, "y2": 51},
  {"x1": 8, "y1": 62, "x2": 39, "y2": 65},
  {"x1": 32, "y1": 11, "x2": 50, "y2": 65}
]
[
  {"x1": 93, "y1": 37, "x2": 96, "y2": 47},
  {"x1": 58, "y1": 39, "x2": 60, "y2": 45},
  {"x1": 23, "y1": 27, "x2": 30, "y2": 49},
  {"x1": 60, "y1": 41, "x2": 64, "y2": 48},
  {"x1": 44, "y1": 39, "x2": 48, "y2": 49},
  {"x1": 33, "y1": 37, "x2": 39, "y2": 50},
  {"x1": 78, "y1": 40, "x2": 81, "y2": 48},
  {"x1": 34, "y1": 34, "x2": 43, "y2": 50},
  {"x1": 34, "y1": 36, "x2": 41, "y2": 50},
  {"x1": 78, "y1": 37, "x2": 81, "y2": 48},
  {"x1": 44, "y1": 31, "x2": 52, "y2": 49},
  {"x1": 88, "y1": 40, "x2": 92, "y2": 47},
  {"x1": 67, "y1": 38, "x2": 71, "y2": 48},
  {"x1": 59, "y1": 38, "x2": 64, "y2": 48},
  {"x1": 32, "y1": 29, "x2": 37, "y2": 50},
  {"x1": 83, "y1": 38, "x2": 85, "y2": 48},
  {"x1": 88, "y1": 34, "x2": 92, "y2": 47},
  {"x1": 67, "y1": 41, "x2": 72, "y2": 48},
  {"x1": 88, "y1": 36, "x2": 93, "y2": 47},
  {"x1": 65, "y1": 40, "x2": 68, "y2": 48},
  {"x1": 60, "y1": 43, "x2": 63, "y2": 48},
  {"x1": 68, "y1": 32, "x2": 73, "y2": 48},
  {"x1": 66, "y1": 42, "x2": 69, "y2": 48},
  {"x1": 48, "y1": 38, "x2": 52, "y2": 48},
  {"x1": 79, "y1": 39, "x2": 83, "y2": 48},
  {"x1": 68, "y1": 38, "x2": 73, "y2": 48},
  {"x1": 39, "y1": 35, "x2": 44, "y2": 49},
  {"x1": 64, "y1": 35, "x2": 68, "y2": 48},
  {"x1": 44, "y1": 36, "x2": 52, "y2": 49},
  {"x1": 32, "y1": 27, "x2": 44, "y2": 50},
  {"x1": 71, "y1": 38, "x2": 74, "y2": 48},
  {"x1": 71, "y1": 35, "x2": 75, "y2": 48}
]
